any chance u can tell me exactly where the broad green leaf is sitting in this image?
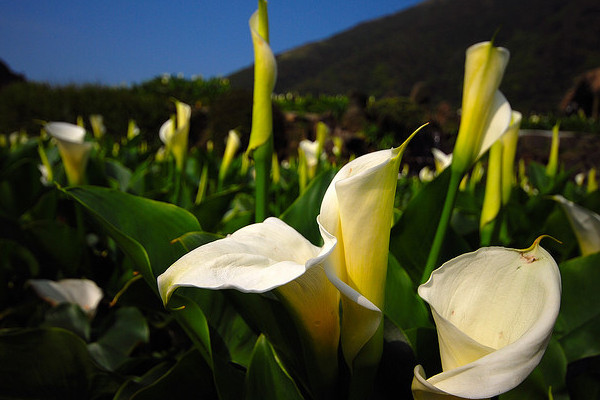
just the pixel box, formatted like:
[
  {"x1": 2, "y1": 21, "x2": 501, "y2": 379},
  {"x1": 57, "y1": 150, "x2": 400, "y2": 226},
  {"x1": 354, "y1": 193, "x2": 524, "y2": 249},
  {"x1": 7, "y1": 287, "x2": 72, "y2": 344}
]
[
  {"x1": 390, "y1": 170, "x2": 471, "y2": 284},
  {"x1": 0, "y1": 327, "x2": 118, "y2": 399},
  {"x1": 172, "y1": 231, "x2": 222, "y2": 253},
  {"x1": 555, "y1": 252, "x2": 600, "y2": 362},
  {"x1": 22, "y1": 219, "x2": 84, "y2": 276},
  {"x1": 88, "y1": 306, "x2": 149, "y2": 371},
  {"x1": 121, "y1": 350, "x2": 217, "y2": 400},
  {"x1": 280, "y1": 168, "x2": 337, "y2": 245},
  {"x1": 0, "y1": 156, "x2": 44, "y2": 218},
  {"x1": 179, "y1": 287, "x2": 257, "y2": 368},
  {"x1": 42, "y1": 302, "x2": 91, "y2": 341},
  {"x1": 190, "y1": 186, "x2": 242, "y2": 233},
  {"x1": 63, "y1": 185, "x2": 200, "y2": 290},
  {"x1": 384, "y1": 253, "x2": 431, "y2": 330},
  {"x1": 62, "y1": 186, "x2": 214, "y2": 370},
  {"x1": 105, "y1": 158, "x2": 133, "y2": 191},
  {"x1": 403, "y1": 327, "x2": 441, "y2": 378},
  {"x1": 245, "y1": 335, "x2": 304, "y2": 400}
]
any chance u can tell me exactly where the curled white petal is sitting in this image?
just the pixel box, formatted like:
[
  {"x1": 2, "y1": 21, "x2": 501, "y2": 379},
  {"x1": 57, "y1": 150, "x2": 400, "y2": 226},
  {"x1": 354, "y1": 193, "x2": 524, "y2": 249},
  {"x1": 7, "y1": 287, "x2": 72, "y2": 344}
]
[
  {"x1": 415, "y1": 243, "x2": 561, "y2": 398},
  {"x1": 45, "y1": 122, "x2": 86, "y2": 144},
  {"x1": 157, "y1": 217, "x2": 336, "y2": 304}
]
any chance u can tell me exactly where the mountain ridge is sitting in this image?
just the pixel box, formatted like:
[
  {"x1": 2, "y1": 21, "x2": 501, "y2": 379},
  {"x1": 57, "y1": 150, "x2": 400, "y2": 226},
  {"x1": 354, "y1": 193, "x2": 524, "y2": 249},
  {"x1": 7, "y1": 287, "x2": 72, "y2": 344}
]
[{"x1": 229, "y1": 0, "x2": 600, "y2": 113}]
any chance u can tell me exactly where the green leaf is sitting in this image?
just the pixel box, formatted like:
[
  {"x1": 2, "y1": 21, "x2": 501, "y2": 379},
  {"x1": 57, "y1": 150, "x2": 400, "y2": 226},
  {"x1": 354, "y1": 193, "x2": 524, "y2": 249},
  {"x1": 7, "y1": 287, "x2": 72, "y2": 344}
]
[
  {"x1": 22, "y1": 219, "x2": 84, "y2": 276},
  {"x1": 180, "y1": 287, "x2": 257, "y2": 368},
  {"x1": 0, "y1": 327, "x2": 118, "y2": 399},
  {"x1": 63, "y1": 185, "x2": 201, "y2": 290},
  {"x1": 172, "y1": 231, "x2": 222, "y2": 253},
  {"x1": 118, "y1": 350, "x2": 218, "y2": 400},
  {"x1": 390, "y1": 170, "x2": 471, "y2": 284},
  {"x1": 105, "y1": 158, "x2": 133, "y2": 191},
  {"x1": 555, "y1": 252, "x2": 600, "y2": 362},
  {"x1": 384, "y1": 253, "x2": 432, "y2": 330},
  {"x1": 403, "y1": 327, "x2": 441, "y2": 377},
  {"x1": 190, "y1": 186, "x2": 242, "y2": 233},
  {"x1": 245, "y1": 335, "x2": 304, "y2": 400},
  {"x1": 280, "y1": 168, "x2": 337, "y2": 245},
  {"x1": 42, "y1": 302, "x2": 91, "y2": 341},
  {"x1": 88, "y1": 306, "x2": 149, "y2": 371}
]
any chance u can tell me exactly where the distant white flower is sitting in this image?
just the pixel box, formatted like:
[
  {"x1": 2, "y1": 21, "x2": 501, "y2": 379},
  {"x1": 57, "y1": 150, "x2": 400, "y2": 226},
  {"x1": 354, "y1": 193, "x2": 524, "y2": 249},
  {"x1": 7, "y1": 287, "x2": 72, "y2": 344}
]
[
  {"x1": 44, "y1": 122, "x2": 92, "y2": 186},
  {"x1": 28, "y1": 278, "x2": 103, "y2": 318}
]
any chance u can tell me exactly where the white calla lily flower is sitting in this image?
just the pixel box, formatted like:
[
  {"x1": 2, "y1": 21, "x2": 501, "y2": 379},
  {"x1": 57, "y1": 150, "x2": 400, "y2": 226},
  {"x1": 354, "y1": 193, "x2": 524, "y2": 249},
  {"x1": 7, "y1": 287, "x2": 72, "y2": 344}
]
[
  {"x1": 159, "y1": 101, "x2": 191, "y2": 170},
  {"x1": 28, "y1": 278, "x2": 104, "y2": 318},
  {"x1": 452, "y1": 41, "x2": 512, "y2": 174},
  {"x1": 44, "y1": 122, "x2": 92, "y2": 185},
  {"x1": 412, "y1": 238, "x2": 561, "y2": 399},
  {"x1": 158, "y1": 138, "x2": 418, "y2": 388},
  {"x1": 432, "y1": 148, "x2": 452, "y2": 173},
  {"x1": 552, "y1": 195, "x2": 600, "y2": 256}
]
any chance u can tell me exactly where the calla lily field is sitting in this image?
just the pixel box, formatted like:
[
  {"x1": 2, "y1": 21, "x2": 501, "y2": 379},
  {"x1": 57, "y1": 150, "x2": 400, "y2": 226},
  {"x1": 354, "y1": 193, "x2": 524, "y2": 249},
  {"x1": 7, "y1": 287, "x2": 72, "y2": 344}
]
[{"x1": 2, "y1": 2, "x2": 600, "y2": 399}]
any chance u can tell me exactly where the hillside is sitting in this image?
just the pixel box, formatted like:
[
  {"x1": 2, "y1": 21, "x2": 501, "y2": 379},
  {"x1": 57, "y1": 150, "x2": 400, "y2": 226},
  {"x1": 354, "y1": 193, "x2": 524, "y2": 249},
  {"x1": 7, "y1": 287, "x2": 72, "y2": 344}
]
[{"x1": 229, "y1": 0, "x2": 600, "y2": 113}]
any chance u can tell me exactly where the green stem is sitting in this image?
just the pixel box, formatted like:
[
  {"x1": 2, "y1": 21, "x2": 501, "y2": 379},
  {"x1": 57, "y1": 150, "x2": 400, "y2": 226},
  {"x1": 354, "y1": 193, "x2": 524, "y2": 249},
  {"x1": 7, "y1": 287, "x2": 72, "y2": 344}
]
[
  {"x1": 422, "y1": 170, "x2": 463, "y2": 284},
  {"x1": 254, "y1": 135, "x2": 273, "y2": 222}
]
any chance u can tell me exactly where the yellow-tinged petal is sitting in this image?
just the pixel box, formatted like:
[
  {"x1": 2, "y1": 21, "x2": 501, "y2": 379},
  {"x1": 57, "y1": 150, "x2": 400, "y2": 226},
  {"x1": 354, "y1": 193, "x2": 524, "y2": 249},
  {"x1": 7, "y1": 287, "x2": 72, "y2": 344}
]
[
  {"x1": 414, "y1": 240, "x2": 561, "y2": 398},
  {"x1": 247, "y1": 3, "x2": 277, "y2": 154},
  {"x1": 219, "y1": 129, "x2": 241, "y2": 184},
  {"x1": 480, "y1": 139, "x2": 503, "y2": 230},
  {"x1": 452, "y1": 41, "x2": 511, "y2": 174},
  {"x1": 44, "y1": 122, "x2": 92, "y2": 185}
]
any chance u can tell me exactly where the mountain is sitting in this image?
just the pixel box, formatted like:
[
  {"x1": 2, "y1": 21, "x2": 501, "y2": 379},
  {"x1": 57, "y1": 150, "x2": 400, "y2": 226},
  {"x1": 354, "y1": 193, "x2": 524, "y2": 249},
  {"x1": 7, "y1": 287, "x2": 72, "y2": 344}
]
[{"x1": 228, "y1": 0, "x2": 600, "y2": 113}]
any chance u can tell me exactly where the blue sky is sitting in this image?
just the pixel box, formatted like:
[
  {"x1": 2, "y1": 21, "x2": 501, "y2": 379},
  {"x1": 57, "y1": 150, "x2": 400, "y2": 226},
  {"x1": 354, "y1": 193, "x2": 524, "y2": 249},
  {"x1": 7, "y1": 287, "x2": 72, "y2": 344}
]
[{"x1": 0, "y1": 0, "x2": 422, "y2": 86}]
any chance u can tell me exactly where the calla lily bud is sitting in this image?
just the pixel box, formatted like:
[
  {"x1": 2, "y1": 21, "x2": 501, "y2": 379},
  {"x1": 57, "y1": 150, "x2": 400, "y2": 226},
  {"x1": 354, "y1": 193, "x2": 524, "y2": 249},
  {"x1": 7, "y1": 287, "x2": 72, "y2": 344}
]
[
  {"x1": 552, "y1": 195, "x2": 600, "y2": 256},
  {"x1": 588, "y1": 168, "x2": 598, "y2": 193},
  {"x1": 480, "y1": 139, "x2": 503, "y2": 233},
  {"x1": 452, "y1": 41, "x2": 512, "y2": 174},
  {"x1": 28, "y1": 278, "x2": 103, "y2": 318},
  {"x1": 247, "y1": 0, "x2": 277, "y2": 155},
  {"x1": 501, "y1": 111, "x2": 521, "y2": 205},
  {"x1": 300, "y1": 139, "x2": 320, "y2": 179},
  {"x1": 159, "y1": 100, "x2": 191, "y2": 171},
  {"x1": 432, "y1": 148, "x2": 452, "y2": 174},
  {"x1": 480, "y1": 111, "x2": 522, "y2": 244},
  {"x1": 413, "y1": 237, "x2": 561, "y2": 399},
  {"x1": 545, "y1": 124, "x2": 560, "y2": 178},
  {"x1": 127, "y1": 119, "x2": 140, "y2": 141},
  {"x1": 44, "y1": 122, "x2": 92, "y2": 186},
  {"x1": 89, "y1": 114, "x2": 105, "y2": 139},
  {"x1": 219, "y1": 130, "x2": 242, "y2": 186}
]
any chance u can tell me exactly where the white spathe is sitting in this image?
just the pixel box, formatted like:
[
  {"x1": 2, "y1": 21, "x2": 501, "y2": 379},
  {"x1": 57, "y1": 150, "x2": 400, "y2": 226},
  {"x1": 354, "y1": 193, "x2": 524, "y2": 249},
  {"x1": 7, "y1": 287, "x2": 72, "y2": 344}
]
[
  {"x1": 28, "y1": 278, "x2": 103, "y2": 317},
  {"x1": 412, "y1": 241, "x2": 561, "y2": 399},
  {"x1": 45, "y1": 122, "x2": 92, "y2": 185},
  {"x1": 158, "y1": 217, "x2": 336, "y2": 299},
  {"x1": 552, "y1": 195, "x2": 600, "y2": 256}
]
